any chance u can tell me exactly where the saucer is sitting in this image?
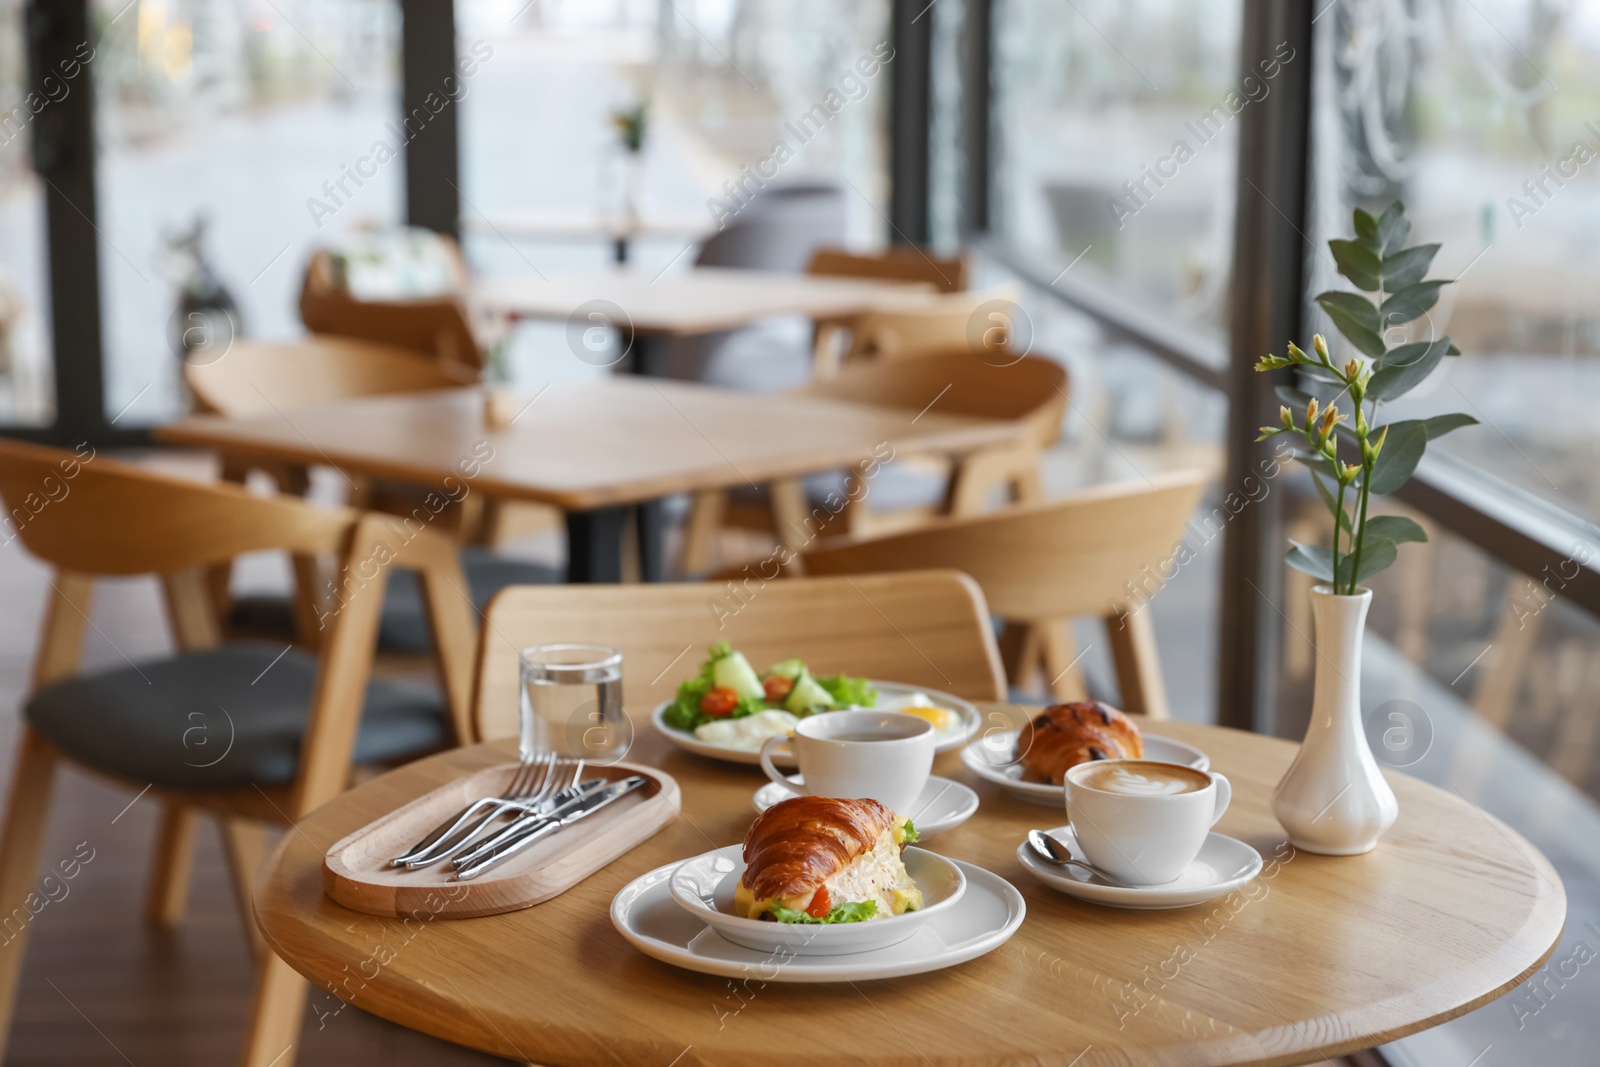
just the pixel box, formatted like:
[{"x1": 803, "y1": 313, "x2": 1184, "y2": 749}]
[
  {"x1": 668, "y1": 845, "x2": 965, "y2": 956},
  {"x1": 752, "y1": 776, "x2": 980, "y2": 839},
  {"x1": 1016, "y1": 825, "x2": 1263, "y2": 909},
  {"x1": 960, "y1": 732, "x2": 1210, "y2": 807},
  {"x1": 612, "y1": 856, "x2": 1025, "y2": 982}
]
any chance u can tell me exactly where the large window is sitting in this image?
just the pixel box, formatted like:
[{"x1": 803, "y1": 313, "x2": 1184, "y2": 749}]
[
  {"x1": 93, "y1": 0, "x2": 402, "y2": 426},
  {"x1": 0, "y1": 0, "x2": 55, "y2": 427}
]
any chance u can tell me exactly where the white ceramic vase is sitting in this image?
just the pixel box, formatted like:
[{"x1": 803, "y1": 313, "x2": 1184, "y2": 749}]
[{"x1": 1271, "y1": 585, "x2": 1398, "y2": 855}]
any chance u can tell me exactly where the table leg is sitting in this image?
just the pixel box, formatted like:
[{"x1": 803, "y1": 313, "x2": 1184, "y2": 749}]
[
  {"x1": 613, "y1": 236, "x2": 629, "y2": 264},
  {"x1": 637, "y1": 500, "x2": 667, "y2": 583},
  {"x1": 565, "y1": 507, "x2": 627, "y2": 583},
  {"x1": 622, "y1": 329, "x2": 661, "y2": 377}
]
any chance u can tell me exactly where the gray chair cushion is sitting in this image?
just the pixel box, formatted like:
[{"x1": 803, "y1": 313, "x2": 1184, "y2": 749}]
[
  {"x1": 26, "y1": 643, "x2": 446, "y2": 791},
  {"x1": 228, "y1": 549, "x2": 560, "y2": 654}
]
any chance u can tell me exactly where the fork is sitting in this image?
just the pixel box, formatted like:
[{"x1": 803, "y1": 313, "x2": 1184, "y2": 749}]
[
  {"x1": 400, "y1": 759, "x2": 587, "y2": 870},
  {"x1": 392, "y1": 751, "x2": 556, "y2": 868}
]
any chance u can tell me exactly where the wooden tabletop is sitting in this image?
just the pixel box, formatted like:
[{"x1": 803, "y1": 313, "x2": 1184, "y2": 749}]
[
  {"x1": 464, "y1": 208, "x2": 710, "y2": 242},
  {"x1": 471, "y1": 265, "x2": 937, "y2": 334},
  {"x1": 154, "y1": 380, "x2": 1019, "y2": 512},
  {"x1": 255, "y1": 710, "x2": 1565, "y2": 1067}
]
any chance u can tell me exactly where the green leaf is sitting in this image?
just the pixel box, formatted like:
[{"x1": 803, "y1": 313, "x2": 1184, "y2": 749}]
[
  {"x1": 1353, "y1": 208, "x2": 1379, "y2": 242},
  {"x1": 1375, "y1": 203, "x2": 1410, "y2": 255},
  {"x1": 1329, "y1": 239, "x2": 1382, "y2": 291},
  {"x1": 1380, "y1": 244, "x2": 1441, "y2": 293},
  {"x1": 1446, "y1": 342, "x2": 1461, "y2": 356},
  {"x1": 1368, "y1": 338, "x2": 1451, "y2": 401},
  {"x1": 1362, "y1": 514, "x2": 1428, "y2": 545},
  {"x1": 768, "y1": 900, "x2": 879, "y2": 924},
  {"x1": 1315, "y1": 291, "x2": 1386, "y2": 358},
  {"x1": 1310, "y1": 472, "x2": 1352, "y2": 533},
  {"x1": 1378, "y1": 280, "x2": 1448, "y2": 328},
  {"x1": 1285, "y1": 541, "x2": 1335, "y2": 582},
  {"x1": 1420, "y1": 413, "x2": 1477, "y2": 439},
  {"x1": 1368, "y1": 420, "x2": 1429, "y2": 494},
  {"x1": 1340, "y1": 537, "x2": 1398, "y2": 584}
]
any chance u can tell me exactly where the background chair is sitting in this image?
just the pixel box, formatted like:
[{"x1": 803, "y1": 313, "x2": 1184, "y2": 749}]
[
  {"x1": 802, "y1": 472, "x2": 1208, "y2": 714},
  {"x1": 183, "y1": 337, "x2": 560, "y2": 653},
  {"x1": 807, "y1": 246, "x2": 969, "y2": 293},
  {"x1": 0, "y1": 442, "x2": 476, "y2": 1066},
  {"x1": 806, "y1": 247, "x2": 974, "y2": 377},
  {"x1": 678, "y1": 351, "x2": 1069, "y2": 573},
  {"x1": 298, "y1": 236, "x2": 490, "y2": 376},
  {"x1": 471, "y1": 570, "x2": 1006, "y2": 740}
]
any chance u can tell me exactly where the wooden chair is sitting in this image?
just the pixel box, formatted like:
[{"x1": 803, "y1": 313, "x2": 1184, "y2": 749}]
[
  {"x1": 471, "y1": 570, "x2": 1006, "y2": 740},
  {"x1": 802, "y1": 472, "x2": 1209, "y2": 714},
  {"x1": 812, "y1": 290, "x2": 1023, "y2": 380},
  {"x1": 298, "y1": 245, "x2": 488, "y2": 375},
  {"x1": 678, "y1": 352, "x2": 1069, "y2": 574},
  {"x1": 186, "y1": 336, "x2": 472, "y2": 418},
  {"x1": 807, "y1": 246, "x2": 969, "y2": 293},
  {"x1": 0, "y1": 442, "x2": 476, "y2": 1067}
]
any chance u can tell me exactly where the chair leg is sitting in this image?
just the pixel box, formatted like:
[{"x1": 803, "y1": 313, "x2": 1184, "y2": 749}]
[
  {"x1": 1039, "y1": 621, "x2": 1091, "y2": 704},
  {"x1": 145, "y1": 802, "x2": 198, "y2": 927},
  {"x1": 0, "y1": 728, "x2": 59, "y2": 1060},
  {"x1": 996, "y1": 621, "x2": 1041, "y2": 695},
  {"x1": 220, "y1": 819, "x2": 270, "y2": 961},
  {"x1": 1105, "y1": 607, "x2": 1171, "y2": 720},
  {"x1": 679, "y1": 489, "x2": 727, "y2": 575},
  {"x1": 239, "y1": 948, "x2": 308, "y2": 1067}
]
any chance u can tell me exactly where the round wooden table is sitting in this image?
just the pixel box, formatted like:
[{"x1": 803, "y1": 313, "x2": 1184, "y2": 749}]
[{"x1": 256, "y1": 713, "x2": 1566, "y2": 1066}]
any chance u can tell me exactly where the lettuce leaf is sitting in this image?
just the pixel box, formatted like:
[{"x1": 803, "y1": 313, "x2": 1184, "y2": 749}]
[
  {"x1": 768, "y1": 900, "x2": 879, "y2": 924},
  {"x1": 902, "y1": 819, "x2": 918, "y2": 844},
  {"x1": 816, "y1": 674, "x2": 877, "y2": 708},
  {"x1": 663, "y1": 642, "x2": 735, "y2": 731}
]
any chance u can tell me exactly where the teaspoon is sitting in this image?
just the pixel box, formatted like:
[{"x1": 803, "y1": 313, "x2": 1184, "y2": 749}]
[{"x1": 1027, "y1": 829, "x2": 1123, "y2": 884}]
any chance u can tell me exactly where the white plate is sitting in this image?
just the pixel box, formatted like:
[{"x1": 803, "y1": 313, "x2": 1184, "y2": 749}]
[
  {"x1": 667, "y1": 845, "x2": 964, "y2": 956},
  {"x1": 651, "y1": 681, "x2": 981, "y2": 767},
  {"x1": 1017, "y1": 826, "x2": 1263, "y2": 909},
  {"x1": 613, "y1": 856, "x2": 1025, "y2": 981},
  {"x1": 753, "y1": 776, "x2": 979, "y2": 839},
  {"x1": 960, "y1": 731, "x2": 1211, "y2": 806}
]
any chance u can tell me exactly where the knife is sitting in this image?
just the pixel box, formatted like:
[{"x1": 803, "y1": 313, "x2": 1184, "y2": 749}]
[{"x1": 453, "y1": 776, "x2": 648, "y2": 880}]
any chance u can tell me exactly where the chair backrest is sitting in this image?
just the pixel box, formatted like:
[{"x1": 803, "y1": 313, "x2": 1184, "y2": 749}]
[
  {"x1": 696, "y1": 182, "x2": 847, "y2": 273},
  {"x1": 299, "y1": 250, "x2": 483, "y2": 373},
  {"x1": 808, "y1": 246, "x2": 969, "y2": 293},
  {"x1": 838, "y1": 287, "x2": 1021, "y2": 365},
  {"x1": 471, "y1": 570, "x2": 1006, "y2": 741},
  {"x1": 802, "y1": 473, "x2": 1209, "y2": 621},
  {"x1": 186, "y1": 336, "x2": 471, "y2": 418},
  {"x1": 0, "y1": 441, "x2": 479, "y2": 812},
  {"x1": 799, "y1": 350, "x2": 1069, "y2": 450}
]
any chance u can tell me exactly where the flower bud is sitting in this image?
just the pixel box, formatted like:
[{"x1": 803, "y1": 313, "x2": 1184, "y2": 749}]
[
  {"x1": 1345, "y1": 358, "x2": 1361, "y2": 379},
  {"x1": 1305, "y1": 398, "x2": 1319, "y2": 430},
  {"x1": 1280, "y1": 405, "x2": 1293, "y2": 429},
  {"x1": 1313, "y1": 334, "x2": 1330, "y2": 361}
]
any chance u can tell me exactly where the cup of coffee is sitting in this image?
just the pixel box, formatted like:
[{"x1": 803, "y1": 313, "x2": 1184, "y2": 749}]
[
  {"x1": 758, "y1": 711, "x2": 935, "y2": 814},
  {"x1": 1064, "y1": 760, "x2": 1231, "y2": 886}
]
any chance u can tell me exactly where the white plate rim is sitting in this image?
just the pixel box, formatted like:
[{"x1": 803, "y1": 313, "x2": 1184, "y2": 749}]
[
  {"x1": 650, "y1": 680, "x2": 982, "y2": 765},
  {"x1": 611, "y1": 856, "x2": 1026, "y2": 982},
  {"x1": 959, "y1": 731, "x2": 1211, "y2": 802},
  {"x1": 1015, "y1": 828, "x2": 1263, "y2": 908},
  {"x1": 666, "y1": 844, "x2": 965, "y2": 949},
  {"x1": 750, "y1": 776, "x2": 980, "y2": 838}
]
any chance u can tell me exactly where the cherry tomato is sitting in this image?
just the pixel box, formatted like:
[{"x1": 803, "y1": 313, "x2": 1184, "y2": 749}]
[
  {"x1": 700, "y1": 686, "x2": 739, "y2": 716},
  {"x1": 762, "y1": 674, "x2": 794, "y2": 703},
  {"x1": 806, "y1": 885, "x2": 831, "y2": 919}
]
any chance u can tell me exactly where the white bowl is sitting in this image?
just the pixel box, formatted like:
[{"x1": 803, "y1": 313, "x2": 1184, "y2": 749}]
[{"x1": 667, "y1": 845, "x2": 965, "y2": 956}]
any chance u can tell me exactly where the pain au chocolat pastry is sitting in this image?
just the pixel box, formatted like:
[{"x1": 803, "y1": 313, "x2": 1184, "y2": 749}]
[
  {"x1": 1018, "y1": 701, "x2": 1144, "y2": 785},
  {"x1": 733, "y1": 796, "x2": 922, "y2": 923}
]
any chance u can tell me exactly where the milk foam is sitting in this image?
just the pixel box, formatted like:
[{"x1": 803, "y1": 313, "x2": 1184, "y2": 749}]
[{"x1": 1085, "y1": 763, "x2": 1203, "y2": 796}]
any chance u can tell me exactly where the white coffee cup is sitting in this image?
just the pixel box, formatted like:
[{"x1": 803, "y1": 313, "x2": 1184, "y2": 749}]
[
  {"x1": 1064, "y1": 759, "x2": 1232, "y2": 886},
  {"x1": 758, "y1": 710, "x2": 934, "y2": 815}
]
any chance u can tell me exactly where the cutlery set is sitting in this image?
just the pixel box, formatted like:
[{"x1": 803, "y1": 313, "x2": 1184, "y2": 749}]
[{"x1": 390, "y1": 754, "x2": 645, "y2": 880}]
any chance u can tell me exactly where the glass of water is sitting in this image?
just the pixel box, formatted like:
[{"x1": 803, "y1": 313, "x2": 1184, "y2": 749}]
[{"x1": 519, "y1": 644, "x2": 628, "y2": 765}]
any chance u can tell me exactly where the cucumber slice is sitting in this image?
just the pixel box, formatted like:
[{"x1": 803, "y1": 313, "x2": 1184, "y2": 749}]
[
  {"x1": 765, "y1": 657, "x2": 807, "y2": 680},
  {"x1": 784, "y1": 671, "x2": 837, "y2": 713},
  {"x1": 712, "y1": 650, "x2": 765, "y2": 700}
]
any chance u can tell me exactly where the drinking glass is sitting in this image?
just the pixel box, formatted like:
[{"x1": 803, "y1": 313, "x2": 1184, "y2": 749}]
[{"x1": 519, "y1": 644, "x2": 628, "y2": 764}]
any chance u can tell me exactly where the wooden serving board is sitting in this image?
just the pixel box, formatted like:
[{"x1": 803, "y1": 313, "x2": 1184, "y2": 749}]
[{"x1": 322, "y1": 760, "x2": 680, "y2": 919}]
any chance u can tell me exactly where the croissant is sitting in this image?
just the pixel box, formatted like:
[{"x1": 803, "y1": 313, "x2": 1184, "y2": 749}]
[
  {"x1": 1018, "y1": 701, "x2": 1144, "y2": 785},
  {"x1": 733, "y1": 796, "x2": 921, "y2": 922}
]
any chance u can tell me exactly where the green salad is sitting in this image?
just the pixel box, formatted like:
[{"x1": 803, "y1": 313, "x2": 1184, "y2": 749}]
[{"x1": 661, "y1": 642, "x2": 877, "y2": 732}]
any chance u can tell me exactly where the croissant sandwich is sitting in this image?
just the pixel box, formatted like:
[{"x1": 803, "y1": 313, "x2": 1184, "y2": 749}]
[
  {"x1": 1019, "y1": 700, "x2": 1144, "y2": 785},
  {"x1": 733, "y1": 796, "x2": 922, "y2": 923}
]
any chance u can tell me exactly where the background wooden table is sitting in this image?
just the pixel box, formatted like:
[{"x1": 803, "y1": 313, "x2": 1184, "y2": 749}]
[
  {"x1": 255, "y1": 710, "x2": 1565, "y2": 1067},
  {"x1": 156, "y1": 380, "x2": 1018, "y2": 582}
]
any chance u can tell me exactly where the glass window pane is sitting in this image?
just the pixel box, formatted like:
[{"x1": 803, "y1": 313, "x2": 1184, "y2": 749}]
[
  {"x1": 93, "y1": 0, "x2": 402, "y2": 426},
  {"x1": 1308, "y1": 0, "x2": 1600, "y2": 524},
  {"x1": 0, "y1": 0, "x2": 56, "y2": 427},
  {"x1": 992, "y1": 0, "x2": 1246, "y2": 356}
]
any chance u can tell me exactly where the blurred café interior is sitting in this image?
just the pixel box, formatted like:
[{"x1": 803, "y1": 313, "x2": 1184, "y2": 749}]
[{"x1": 0, "y1": 0, "x2": 1595, "y2": 1064}]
